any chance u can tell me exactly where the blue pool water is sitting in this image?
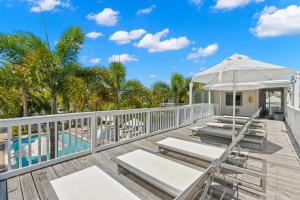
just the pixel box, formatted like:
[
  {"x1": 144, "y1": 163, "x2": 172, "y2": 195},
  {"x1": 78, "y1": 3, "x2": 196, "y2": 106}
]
[{"x1": 11, "y1": 133, "x2": 89, "y2": 168}]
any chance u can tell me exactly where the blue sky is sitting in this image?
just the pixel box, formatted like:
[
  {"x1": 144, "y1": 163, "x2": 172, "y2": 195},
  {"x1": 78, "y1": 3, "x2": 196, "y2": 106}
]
[{"x1": 1, "y1": 0, "x2": 300, "y2": 86}]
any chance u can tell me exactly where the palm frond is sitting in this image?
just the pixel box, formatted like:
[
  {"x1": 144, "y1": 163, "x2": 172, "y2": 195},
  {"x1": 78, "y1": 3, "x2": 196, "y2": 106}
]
[{"x1": 55, "y1": 26, "x2": 84, "y2": 65}]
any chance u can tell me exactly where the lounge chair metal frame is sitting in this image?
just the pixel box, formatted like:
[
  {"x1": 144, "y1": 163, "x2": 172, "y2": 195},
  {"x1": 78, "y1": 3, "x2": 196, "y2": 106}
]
[
  {"x1": 157, "y1": 137, "x2": 267, "y2": 197},
  {"x1": 114, "y1": 149, "x2": 210, "y2": 198},
  {"x1": 191, "y1": 127, "x2": 266, "y2": 149},
  {"x1": 114, "y1": 108, "x2": 266, "y2": 200}
]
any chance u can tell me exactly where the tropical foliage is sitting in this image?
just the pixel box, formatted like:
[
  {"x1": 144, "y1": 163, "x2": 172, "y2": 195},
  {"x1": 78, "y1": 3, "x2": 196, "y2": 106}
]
[{"x1": 0, "y1": 26, "x2": 201, "y2": 119}]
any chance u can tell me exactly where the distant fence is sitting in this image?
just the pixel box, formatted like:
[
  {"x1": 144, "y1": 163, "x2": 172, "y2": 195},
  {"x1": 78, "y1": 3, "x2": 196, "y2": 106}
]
[
  {"x1": 0, "y1": 103, "x2": 219, "y2": 179},
  {"x1": 286, "y1": 105, "x2": 300, "y2": 146}
]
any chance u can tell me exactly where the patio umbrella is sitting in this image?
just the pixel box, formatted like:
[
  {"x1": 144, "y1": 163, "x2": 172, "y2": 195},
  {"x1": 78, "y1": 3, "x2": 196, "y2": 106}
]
[
  {"x1": 203, "y1": 80, "x2": 290, "y2": 91},
  {"x1": 124, "y1": 118, "x2": 144, "y2": 127},
  {"x1": 192, "y1": 54, "x2": 294, "y2": 139}
]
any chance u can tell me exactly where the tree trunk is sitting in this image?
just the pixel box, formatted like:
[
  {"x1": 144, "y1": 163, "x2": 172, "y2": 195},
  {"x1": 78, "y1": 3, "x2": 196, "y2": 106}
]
[
  {"x1": 50, "y1": 122, "x2": 56, "y2": 159},
  {"x1": 51, "y1": 92, "x2": 57, "y2": 114},
  {"x1": 21, "y1": 87, "x2": 28, "y2": 117},
  {"x1": 50, "y1": 92, "x2": 57, "y2": 159}
]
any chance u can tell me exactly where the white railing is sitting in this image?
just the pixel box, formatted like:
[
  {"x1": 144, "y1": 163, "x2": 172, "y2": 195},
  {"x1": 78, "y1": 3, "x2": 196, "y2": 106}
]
[
  {"x1": 0, "y1": 103, "x2": 218, "y2": 179},
  {"x1": 286, "y1": 105, "x2": 300, "y2": 146}
]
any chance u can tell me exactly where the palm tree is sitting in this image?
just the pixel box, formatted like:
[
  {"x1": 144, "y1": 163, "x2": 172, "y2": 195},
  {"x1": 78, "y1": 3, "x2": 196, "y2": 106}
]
[
  {"x1": 151, "y1": 81, "x2": 171, "y2": 106},
  {"x1": 0, "y1": 86, "x2": 21, "y2": 118},
  {"x1": 0, "y1": 32, "x2": 46, "y2": 116},
  {"x1": 170, "y1": 73, "x2": 186, "y2": 105},
  {"x1": 108, "y1": 62, "x2": 126, "y2": 109},
  {"x1": 43, "y1": 27, "x2": 85, "y2": 114},
  {"x1": 122, "y1": 79, "x2": 149, "y2": 108},
  {"x1": 63, "y1": 76, "x2": 88, "y2": 112}
]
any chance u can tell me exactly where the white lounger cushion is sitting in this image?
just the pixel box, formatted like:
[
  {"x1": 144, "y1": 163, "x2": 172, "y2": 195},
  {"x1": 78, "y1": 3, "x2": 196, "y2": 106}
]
[
  {"x1": 222, "y1": 115, "x2": 249, "y2": 119},
  {"x1": 206, "y1": 122, "x2": 243, "y2": 129},
  {"x1": 157, "y1": 137, "x2": 225, "y2": 160},
  {"x1": 116, "y1": 149, "x2": 203, "y2": 193},
  {"x1": 51, "y1": 166, "x2": 140, "y2": 200}
]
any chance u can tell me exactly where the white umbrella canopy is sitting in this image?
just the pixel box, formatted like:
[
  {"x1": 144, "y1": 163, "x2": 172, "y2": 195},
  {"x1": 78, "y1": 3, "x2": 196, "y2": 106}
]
[
  {"x1": 192, "y1": 54, "x2": 295, "y2": 140},
  {"x1": 204, "y1": 80, "x2": 290, "y2": 91},
  {"x1": 192, "y1": 54, "x2": 294, "y2": 84},
  {"x1": 124, "y1": 118, "x2": 144, "y2": 127}
]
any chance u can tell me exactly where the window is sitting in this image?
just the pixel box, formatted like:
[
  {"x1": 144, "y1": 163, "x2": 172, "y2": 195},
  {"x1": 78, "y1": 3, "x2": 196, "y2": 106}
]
[{"x1": 226, "y1": 92, "x2": 243, "y2": 106}]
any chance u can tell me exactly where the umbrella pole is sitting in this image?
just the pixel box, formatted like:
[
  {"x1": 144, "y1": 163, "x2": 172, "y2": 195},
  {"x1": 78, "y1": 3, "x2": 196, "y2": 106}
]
[{"x1": 232, "y1": 71, "x2": 237, "y2": 141}]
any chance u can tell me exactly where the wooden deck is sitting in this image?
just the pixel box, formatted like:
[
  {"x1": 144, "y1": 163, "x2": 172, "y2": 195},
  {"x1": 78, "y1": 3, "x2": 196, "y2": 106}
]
[{"x1": 1, "y1": 117, "x2": 300, "y2": 200}]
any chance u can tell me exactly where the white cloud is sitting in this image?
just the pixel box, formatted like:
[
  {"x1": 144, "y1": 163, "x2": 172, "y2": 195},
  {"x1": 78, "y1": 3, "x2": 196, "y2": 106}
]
[
  {"x1": 29, "y1": 0, "x2": 71, "y2": 12},
  {"x1": 109, "y1": 29, "x2": 146, "y2": 44},
  {"x1": 187, "y1": 43, "x2": 218, "y2": 60},
  {"x1": 251, "y1": 5, "x2": 300, "y2": 37},
  {"x1": 135, "y1": 28, "x2": 190, "y2": 53},
  {"x1": 85, "y1": 31, "x2": 103, "y2": 39},
  {"x1": 108, "y1": 54, "x2": 138, "y2": 63},
  {"x1": 87, "y1": 8, "x2": 119, "y2": 26},
  {"x1": 214, "y1": 0, "x2": 263, "y2": 10},
  {"x1": 89, "y1": 58, "x2": 101, "y2": 65},
  {"x1": 137, "y1": 5, "x2": 156, "y2": 15},
  {"x1": 149, "y1": 74, "x2": 157, "y2": 78}
]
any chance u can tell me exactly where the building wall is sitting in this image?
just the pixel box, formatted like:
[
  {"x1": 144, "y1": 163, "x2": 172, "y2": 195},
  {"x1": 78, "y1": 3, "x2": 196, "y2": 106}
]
[{"x1": 213, "y1": 90, "x2": 259, "y2": 117}]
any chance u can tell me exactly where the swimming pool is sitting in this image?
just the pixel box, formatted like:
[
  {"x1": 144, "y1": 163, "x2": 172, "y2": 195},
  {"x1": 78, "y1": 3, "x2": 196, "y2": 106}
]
[{"x1": 11, "y1": 132, "x2": 89, "y2": 168}]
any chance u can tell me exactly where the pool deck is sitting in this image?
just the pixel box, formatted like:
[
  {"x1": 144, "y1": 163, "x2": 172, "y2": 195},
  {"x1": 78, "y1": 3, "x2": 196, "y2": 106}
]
[{"x1": 1, "y1": 117, "x2": 300, "y2": 200}]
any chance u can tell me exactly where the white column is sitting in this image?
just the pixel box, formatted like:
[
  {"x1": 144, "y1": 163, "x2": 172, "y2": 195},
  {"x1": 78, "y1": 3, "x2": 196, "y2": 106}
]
[
  {"x1": 294, "y1": 73, "x2": 300, "y2": 109},
  {"x1": 189, "y1": 82, "x2": 193, "y2": 106},
  {"x1": 208, "y1": 89, "x2": 211, "y2": 115},
  {"x1": 219, "y1": 91, "x2": 222, "y2": 116},
  {"x1": 232, "y1": 71, "x2": 237, "y2": 140}
]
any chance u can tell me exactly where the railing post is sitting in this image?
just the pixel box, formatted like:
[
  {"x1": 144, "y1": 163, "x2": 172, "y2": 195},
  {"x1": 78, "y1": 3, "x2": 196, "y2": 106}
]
[
  {"x1": 90, "y1": 114, "x2": 97, "y2": 153},
  {"x1": 146, "y1": 111, "x2": 151, "y2": 135},
  {"x1": 176, "y1": 108, "x2": 180, "y2": 127},
  {"x1": 294, "y1": 73, "x2": 300, "y2": 109},
  {"x1": 190, "y1": 105, "x2": 194, "y2": 124}
]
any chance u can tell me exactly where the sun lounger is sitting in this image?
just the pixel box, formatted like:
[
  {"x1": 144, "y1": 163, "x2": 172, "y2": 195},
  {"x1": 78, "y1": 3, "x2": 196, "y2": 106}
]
[
  {"x1": 190, "y1": 127, "x2": 265, "y2": 148},
  {"x1": 216, "y1": 117, "x2": 266, "y2": 128},
  {"x1": 156, "y1": 138, "x2": 266, "y2": 196},
  {"x1": 114, "y1": 149, "x2": 233, "y2": 199},
  {"x1": 206, "y1": 122, "x2": 266, "y2": 130},
  {"x1": 222, "y1": 115, "x2": 250, "y2": 120},
  {"x1": 51, "y1": 166, "x2": 140, "y2": 200},
  {"x1": 157, "y1": 137, "x2": 226, "y2": 162}
]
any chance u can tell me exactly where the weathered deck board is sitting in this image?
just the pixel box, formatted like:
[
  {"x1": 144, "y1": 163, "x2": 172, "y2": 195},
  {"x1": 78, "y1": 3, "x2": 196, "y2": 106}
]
[
  {"x1": 19, "y1": 173, "x2": 39, "y2": 200},
  {"x1": 31, "y1": 167, "x2": 58, "y2": 200},
  {"x1": 0, "y1": 180, "x2": 7, "y2": 200},
  {"x1": 6, "y1": 177, "x2": 22, "y2": 200},
  {"x1": 2, "y1": 117, "x2": 300, "y2": 200}
]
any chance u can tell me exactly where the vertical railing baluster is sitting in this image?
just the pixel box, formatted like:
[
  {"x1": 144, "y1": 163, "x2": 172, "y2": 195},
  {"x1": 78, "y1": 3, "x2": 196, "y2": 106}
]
[
  {"x1": 7, "y1": 126, "x2": 12, "y2": 170},
  {"x1": 28, "y1": 124, "x2": 32, "y2": 166},
  {"x1": 69, "y1": 120, "x2": 71, "y2": 155},
  {"x1": 55, "y1": 121, "x2": 58, "y2": 158},
  {"x1": 87, "y1": 118, "x2": 90, "y2": 144},
  {"x1": 176, "y1": 108, "x2": 180, "y2": 127},
  {"x1": 75, "y1": 119, "x2": 78, "y2": 152},
  {"x1": 146, "y1": 111, "x2": 151, "y2": 135},
  {"x1": 90, "y1": 115, "x2": 96, "y2": 153},
  {"x1": 18, "y1": 125, "x2": 22, "y2": 168},
  {"x1": 46, "y1": 123, "x2": 50, "y2": 160},
  {"x1": 80, "y1": 118, "x2": 83, "y2": 151},
  {"x1": 38, "y1": 123, "x2": 42, "y2": 163},
  {"x1": 61, "y1": 120, "x2": 65, "y2": 156}
]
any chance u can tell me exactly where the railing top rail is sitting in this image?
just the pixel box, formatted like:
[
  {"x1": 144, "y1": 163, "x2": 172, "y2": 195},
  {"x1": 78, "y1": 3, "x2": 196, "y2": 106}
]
[
  {"x1": 287, "y1": 104, "x2": 300, "y2": 111},
  {"x1": 0, "y1": 104, "x2": 213, "y2": 126}
]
